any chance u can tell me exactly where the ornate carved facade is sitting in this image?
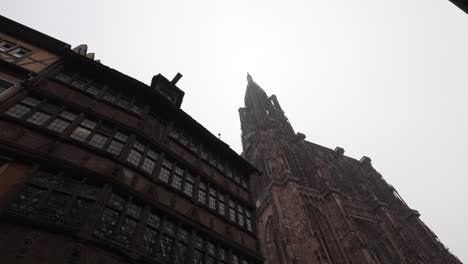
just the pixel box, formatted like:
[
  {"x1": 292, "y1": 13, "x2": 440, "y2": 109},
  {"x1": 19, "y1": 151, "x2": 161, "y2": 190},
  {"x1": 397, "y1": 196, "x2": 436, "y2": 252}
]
[
  {"x1": 0, "y1": 16, "x2": 263, "y2": 264},
  {"x1": 239, "y1": 74, "x2": 462, "y2": 264}
]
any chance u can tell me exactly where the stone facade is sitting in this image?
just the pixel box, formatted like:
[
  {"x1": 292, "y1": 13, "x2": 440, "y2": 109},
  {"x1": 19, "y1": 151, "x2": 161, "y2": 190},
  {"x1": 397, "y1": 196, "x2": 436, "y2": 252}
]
[
  {"x1": 0, "y1": 15, "x2": 263, "y2": 264},
  {"x1": 239, "y1": 74, "x2": 462, "y2": 264}
]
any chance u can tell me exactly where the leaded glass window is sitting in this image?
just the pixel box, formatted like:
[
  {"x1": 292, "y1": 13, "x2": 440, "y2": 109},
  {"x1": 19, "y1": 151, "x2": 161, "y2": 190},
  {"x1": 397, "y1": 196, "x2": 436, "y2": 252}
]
[
  {"x1": 50, "y1": 118, "x2": 71, "y2": 133},
  {"x1": 183, "y1": 173, "x2": 194, "y2": 197},
  {"x1": 246, "y1": 210, "x2": 253, "y2": 232},
  {"x1": 198, "y1": 182, "x2": 206, "y2": 204},
  {"x1": 127, "y1": 149, "x2": 142, "y2": 166},
  {"x1": 4, "y1": 96, "x2": 41, "y2": 118},
  {"x1": 70, "y1": 119, "x2": 95, "y2": 141},
  {"x1": 229, "y1": 200, "x2": 236, "y2": 222},
  {"x1": 219, "y1": 192, "x2": 225, "y2": 216},
  {"x1": 89, "y1": 133, "x2": 108, "y2": 149},
  {"x1": 5, "y1": 104, "x2": 32, "y2": 118},
  {"x1": 159, "y1": 159, "x2": 172, "y2": 183},
  {"x1": 208, "y1": 187, "x2": 217, "y2": 210},
  {"x1": 47, "y1": 118, "x2": 71, "y2": 133},
  {"x1": 238, "y1": 205, "x2": 245, "y2": 227},
  {"x1": 107, "y1": 131, "x2": 127, "y2": 156}
]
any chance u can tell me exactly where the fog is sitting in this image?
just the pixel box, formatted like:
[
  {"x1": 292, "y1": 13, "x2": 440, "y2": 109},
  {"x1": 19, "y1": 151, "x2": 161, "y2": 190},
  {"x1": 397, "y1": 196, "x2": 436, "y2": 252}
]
[{"x1": 2, "y1": 0, "x2": 467, "y2": 261}]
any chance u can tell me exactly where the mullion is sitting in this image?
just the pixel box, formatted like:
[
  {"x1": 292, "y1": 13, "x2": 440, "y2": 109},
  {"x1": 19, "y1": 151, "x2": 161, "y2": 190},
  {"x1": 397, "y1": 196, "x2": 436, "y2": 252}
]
[{"x1": 85, "y1": 121, "x2": 105, "y2": 145}]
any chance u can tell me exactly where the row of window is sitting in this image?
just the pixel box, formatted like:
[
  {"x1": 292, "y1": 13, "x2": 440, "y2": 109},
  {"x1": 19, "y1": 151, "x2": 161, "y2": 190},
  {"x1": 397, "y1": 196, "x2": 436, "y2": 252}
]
[
  {"x1": 3, "y1": 95, "x2": 254, "y2": 232},
  {"x1": 52, "y1": 69, "x2": 250, "y2": 191},
  {"x1": 4, "y1": 168, "x2": 254, "y2": 264},
  {"x1": 0, "y1": 77, "x2": 15, "y2": 95},
  {"x1": 158, "y1": 158, "x2": 253, "y2": 232},
  {"x1": 170, "y1": 128, "x2": 249, "y2": 189},
  {"x1": 0, "y1": 39, "x2": 31, "y2": 58},
  {"x1": 54, "y1": 70, "x2": 145, "y2": 116}
]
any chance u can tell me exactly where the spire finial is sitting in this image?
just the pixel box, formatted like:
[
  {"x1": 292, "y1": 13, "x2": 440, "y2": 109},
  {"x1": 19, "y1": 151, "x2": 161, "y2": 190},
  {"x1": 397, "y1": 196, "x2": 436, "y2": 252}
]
[{"x1": 247, "y1": 72, "x2": 253, "y2": 83}]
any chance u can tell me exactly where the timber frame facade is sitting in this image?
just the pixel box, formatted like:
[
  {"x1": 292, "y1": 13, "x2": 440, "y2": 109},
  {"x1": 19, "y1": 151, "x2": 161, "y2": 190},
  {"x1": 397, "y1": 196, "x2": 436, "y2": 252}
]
[{"x1": 0, "y1": 15, "x2": 263, "y2": 264}]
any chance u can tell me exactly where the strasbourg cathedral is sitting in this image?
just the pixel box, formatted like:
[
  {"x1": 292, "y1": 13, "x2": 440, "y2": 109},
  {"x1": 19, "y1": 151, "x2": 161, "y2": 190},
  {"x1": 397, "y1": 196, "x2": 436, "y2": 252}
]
[{"x1": 0, "y1": 15, "x2": 463, "y2": 264}]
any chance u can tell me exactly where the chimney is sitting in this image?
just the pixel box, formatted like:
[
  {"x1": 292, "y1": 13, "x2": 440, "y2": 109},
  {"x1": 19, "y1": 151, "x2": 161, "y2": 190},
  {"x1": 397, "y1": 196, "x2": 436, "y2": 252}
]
[{"x1": 171, "y1": 73, "x2": 183, "y2": 85}]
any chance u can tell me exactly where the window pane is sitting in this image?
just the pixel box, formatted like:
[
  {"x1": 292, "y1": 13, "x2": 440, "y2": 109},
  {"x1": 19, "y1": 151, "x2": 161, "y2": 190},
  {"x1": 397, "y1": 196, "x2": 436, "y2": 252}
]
[
  {"x1": 159, "y1": 167, "x2": 171, "y2": 183},
  {"x1": 142, "y1": 158, "x2": 156, "y2": 174},
  {"x1": 95, "y1": 208, "x2": 120, "y2": 239},
  {"x1": 21, "y1": 97, "x2": 41, "y2": 107},
  {"x1": 47, "y1": 118, "x2": 70, "y2": 133},
  {"x1": 71, "y1": 79, "x2": 88, "y2": 90},
  {"x1": 178, "y1": 227, "x2": 189, "y2": 242},
  {"x1": 219, "y1": 201, "x2": 225, "y2": 216},
  {"x1": 59, "y1": 111, "x2": 76, "y2": 121},
  {"x1": 0, "y1": 40, "x2": 15, "y2": 52},
  {"x1": 5, "y1": 104, "x2": 31, "y2": 118},
  {"x1": 183, "y1": 182, "x2": 193, "y2": 197},
  {"x1": 175, "y1": 243, "x2": 187, "y2": 264},
  {"x1": 198, "y1": 189, "x2": 206, "y2": 204},
  {"x1": 209, "y1": 195, "x2": 216, "y2": 210},
  {"x1": 147, "y1": 212, "x2": 161, "y2": 229},
  {"x1": 26, "y1": 112, "x2": 51, "y2": 125},
  {"x1": 147, "y1": 150, "x2": 158, "y2": 160},
  {"x1": 133, "y1": 141, "x2": 145, "y2": 152},
  {"x1": 127, "y1": 149, "x2": 142, "y2": 166},
  {"x1": 70, "y1": 127, "x2": 91, "y2": 141},
  {"x1": 114, "y1": 132, "x2": 128, "y2": 142},
  {"x1": 174, "y1": 166, "x2": 184, "y2": 176},
  {"x1": 126, "y1": 202, "x2": 142, "y2": 218},
  {"x1": 9, "y1": 47, "x2": 31, "y2": 58},
  {"x1": 80, "y1": 119, "x2": 96, "y2": 129},
  {"x1": 107, "y1": 140, "x2": 124, "y2": 155},
  {"x1": 55, "y1": 72, "x2": 73, "y2": 83},
  {"x1": 89, "y1": 133, "x2": 108, "y2": 149},
  {"x1": 162, "y1": 159, "x2": 172, "y2": 169},
  {"x1": 86, "y1": 85, "x2": 100, "y2": 95},
  {"x1": 108, "y1": 193, "x2": 125, "y2": 210},
  {"x1": 171, "y1": 174, "x2": 182, "y2": 190},
  {"x1": 0, "y1": 78, "x2": 15, "y2": 94}
]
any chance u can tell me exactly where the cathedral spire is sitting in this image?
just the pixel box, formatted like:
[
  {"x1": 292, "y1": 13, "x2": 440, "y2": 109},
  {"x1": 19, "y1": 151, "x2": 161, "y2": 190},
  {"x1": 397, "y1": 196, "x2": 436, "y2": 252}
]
[{"x1": 239, "y1": 75, "x2": 295, "y2": 151}]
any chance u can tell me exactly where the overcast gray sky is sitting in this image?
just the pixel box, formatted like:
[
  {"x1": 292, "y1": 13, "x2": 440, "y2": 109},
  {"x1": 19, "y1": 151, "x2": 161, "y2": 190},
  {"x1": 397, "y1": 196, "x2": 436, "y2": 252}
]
[{"x1": 2, "y1": 0, "x2": 467, "y2": 261}]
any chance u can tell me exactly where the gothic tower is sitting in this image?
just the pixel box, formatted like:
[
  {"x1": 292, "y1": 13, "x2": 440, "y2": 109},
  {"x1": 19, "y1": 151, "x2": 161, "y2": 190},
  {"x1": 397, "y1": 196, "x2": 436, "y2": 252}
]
[{"x1": 239, "y1": 74, "x2": 462, "y2": 264}]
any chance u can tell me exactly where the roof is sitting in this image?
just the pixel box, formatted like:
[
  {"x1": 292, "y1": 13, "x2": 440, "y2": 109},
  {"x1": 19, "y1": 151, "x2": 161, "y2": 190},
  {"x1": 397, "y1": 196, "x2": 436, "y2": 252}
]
[{"x1": 0, "y1": 14, "x2": 259, "y2": 175}]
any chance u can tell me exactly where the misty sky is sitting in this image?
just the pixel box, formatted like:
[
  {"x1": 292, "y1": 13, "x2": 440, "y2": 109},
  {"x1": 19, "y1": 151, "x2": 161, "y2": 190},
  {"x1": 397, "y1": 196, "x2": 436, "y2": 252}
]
[{"x1": 2, "y1": 0, "x2": 467, "y2": 261}]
